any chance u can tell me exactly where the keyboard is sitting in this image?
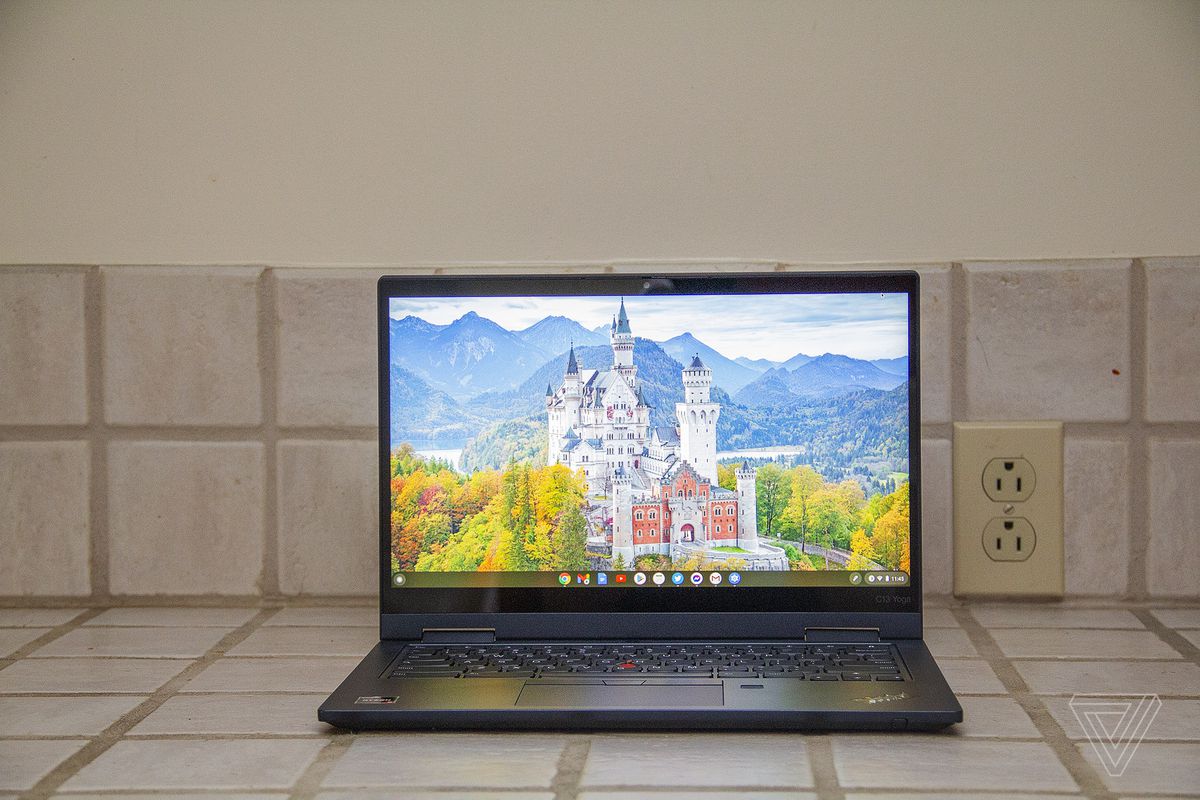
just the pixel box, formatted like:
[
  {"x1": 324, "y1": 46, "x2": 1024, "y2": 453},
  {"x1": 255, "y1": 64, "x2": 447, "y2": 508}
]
[{"x1": 388, "y1": 642, "x2": 905, "y2": 681}]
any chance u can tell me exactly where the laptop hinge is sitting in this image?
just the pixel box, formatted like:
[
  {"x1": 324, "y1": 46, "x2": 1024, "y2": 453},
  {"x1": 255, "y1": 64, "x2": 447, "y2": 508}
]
[
  {"x1": 802, "y1": 627, "x2": 881, "y2": 643},
  {"x1": 420, "y1": 627, "x2": 496, "y2": 644}
]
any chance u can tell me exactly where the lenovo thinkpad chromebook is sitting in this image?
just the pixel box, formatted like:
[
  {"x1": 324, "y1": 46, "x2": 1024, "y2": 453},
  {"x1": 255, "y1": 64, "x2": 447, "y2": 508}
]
[{"x1": 319, "y1": 271, "x2": 962, "y2": 730}]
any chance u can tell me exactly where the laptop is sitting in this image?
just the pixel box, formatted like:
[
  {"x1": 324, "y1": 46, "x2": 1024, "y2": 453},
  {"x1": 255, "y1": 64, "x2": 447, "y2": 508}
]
[{"x1": 319, "y1": 270, "x2": 962, "y2": 730}]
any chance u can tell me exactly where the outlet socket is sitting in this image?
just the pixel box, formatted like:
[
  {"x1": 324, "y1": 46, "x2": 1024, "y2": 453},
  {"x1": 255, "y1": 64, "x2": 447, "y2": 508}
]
[
  {"x1": 982, "y1": 457, "x2": 1036, "y2": 503},
  {"x1": 983, "y1": 517, "x2": 1036, "y2": 562},
  {"x1": 954, "y1": 422, "x2": 1063, "y2": 598}
]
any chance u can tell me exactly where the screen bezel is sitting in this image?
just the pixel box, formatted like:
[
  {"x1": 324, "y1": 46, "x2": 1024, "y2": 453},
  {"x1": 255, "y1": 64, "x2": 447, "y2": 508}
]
[{"x1": 378, "y1": 272, "x2": 921, "y2": 622}]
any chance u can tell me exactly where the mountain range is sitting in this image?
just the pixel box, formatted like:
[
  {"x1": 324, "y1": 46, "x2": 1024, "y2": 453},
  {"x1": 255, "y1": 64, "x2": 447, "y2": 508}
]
[
  {"x1": 390, "y1": 311, "x2": 906, "y2": 403},
  {"x1": 733, "y1": 353, "x2": 907, "y2": 406},
  {"x1": 389, "y1": 312, "x2": 607, "y2": 399}
]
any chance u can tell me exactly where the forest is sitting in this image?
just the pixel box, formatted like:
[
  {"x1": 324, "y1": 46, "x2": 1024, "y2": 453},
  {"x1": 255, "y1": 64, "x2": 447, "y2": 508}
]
[
  {"x1": 390, "y1": 444, "x2": 909, "y2": 575},
  {"x1": 722, "y1": 461, "x2": 910, "y2": 573},
  {"x1": 390, "y1": 444, "x2": 590, "y2": 573}
]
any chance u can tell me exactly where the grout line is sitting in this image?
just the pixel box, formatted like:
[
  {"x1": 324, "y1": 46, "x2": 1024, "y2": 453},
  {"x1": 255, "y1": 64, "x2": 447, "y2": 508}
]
[
  {"x1": 948, "y1": 262, "x2": 967, "y2": 423},
  {"x1": 0, "y1": 608, "x2": 105, "y2": 669},
  {"x1": 1127, "y1": 258, "x2": 1150, "y2": 600},
  {"x1": 8, "y1": 420, "x2": 1198, "y2": 442},
  {"x1": 0, "y1": 424, "x2": 380, "y2": 440},
  {"x1": 0, "y1": 595, "x2": 374, "y2": 608},
  {"x1": 1132, "y1": 608, "x2": 1200, "y2": 665},
  {"x1": 287, "y1": 733, "x2": 353, "y2": 800},
  {"x1": 805, "y1": 733, "x2": 845, "y2": 800},
  {"x1": 22, "y1": 606, "x2": 281, "y2": 799},
  {"x1": 86, "y1": 266, "x2": 111, "y2": 600},
  {"x1": 550, "y1": 735, "x2": 591, "y2": 800},
  {"x1": 261, "y1": 268, "x2": 281, "y2": 596},
  {"x1": 952, "y1": 606, "x2": 1117, "y2": 800}
]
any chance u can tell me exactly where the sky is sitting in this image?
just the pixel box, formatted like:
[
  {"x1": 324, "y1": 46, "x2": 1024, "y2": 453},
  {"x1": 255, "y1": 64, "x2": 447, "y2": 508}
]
[{"x1": 388, "y1": 293, "x2": 908, "y2": 362}]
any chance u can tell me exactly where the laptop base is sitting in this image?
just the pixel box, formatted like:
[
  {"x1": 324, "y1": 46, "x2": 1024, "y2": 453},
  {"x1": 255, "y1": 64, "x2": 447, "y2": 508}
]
[{"x1": 319, "y1": 641, "x2": 962, "y2": 731}]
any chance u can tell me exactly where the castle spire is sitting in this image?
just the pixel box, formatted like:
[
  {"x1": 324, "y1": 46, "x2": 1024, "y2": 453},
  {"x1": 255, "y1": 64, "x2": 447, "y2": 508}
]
[
  {"x1": 615, "y1": 298, "x2": 631, "y2": 334},
  {"x1": 565, "y1": 343, "x2": 579, "y2": 375}
]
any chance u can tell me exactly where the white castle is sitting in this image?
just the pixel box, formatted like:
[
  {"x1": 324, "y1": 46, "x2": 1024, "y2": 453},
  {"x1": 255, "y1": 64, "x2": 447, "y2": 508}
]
[{"x1": 546, "y1": 302, "x2": 784, "y2": 568}]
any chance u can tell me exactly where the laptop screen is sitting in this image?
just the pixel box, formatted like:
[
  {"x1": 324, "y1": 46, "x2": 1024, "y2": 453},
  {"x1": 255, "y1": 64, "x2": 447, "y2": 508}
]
[{"x1": 385, "y1": 285, "x2": 912, "y2": 593}]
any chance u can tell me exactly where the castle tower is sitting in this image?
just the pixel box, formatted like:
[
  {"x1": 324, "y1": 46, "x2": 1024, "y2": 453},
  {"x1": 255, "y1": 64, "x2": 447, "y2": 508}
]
[
  {"x1": 735, "y1": 464, "x2": 759, "y2": 551},
  {"x1": 610, "y1": 299, "x2": 635, "y2": 380},
  {"x1": 545, "y1": 383, "x2": 557, "y2": 465},
  {"x1": 562, "y1": 344, "x2": 582, "y2": 424},
  {"x1": 675, "y1": 354, "x2": 720, "y2": 484},
  {"x1": 611, "y1": 467, "x2": 635, "y2": 565}
]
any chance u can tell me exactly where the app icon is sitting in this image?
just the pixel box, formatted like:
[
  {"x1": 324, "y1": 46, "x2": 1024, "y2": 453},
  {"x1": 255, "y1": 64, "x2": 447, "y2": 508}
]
[
  {"x1": 633, "y1": 572, "x2": 647, "y2": 585},
  {"x1": 867, "y1": 574, "x2": 876, "y2": 584},
  {"x1": 576, "y1": 573, "x2": 590, "y2": 585},
  {"x1": 614, "y1": 573, "x2": 627, "y2": 583},
  {"x1": 849, "y1": 572, "x2": 862, "y2": 585},
  {"x1": 671, "y1": 572, "x2": 685, "y2": 585},
  {"x1": 709, "y1": 571, "x2": 723, "y2": 585},
  {"x1": 728, "y1": 572, "x2": 742, "y2": 585},
  {"x1": 558, "y1": 572, "x2": 571, "y2": 585},
  {"x1": 597, "y1": 572, "x2": 608, "y2": 586},
  {"x1": 652, "y1": 572, "x2": 665, "y2": 585},
  {"x1": 690, "y1": 572, "x2": 704, "y2": 585}
]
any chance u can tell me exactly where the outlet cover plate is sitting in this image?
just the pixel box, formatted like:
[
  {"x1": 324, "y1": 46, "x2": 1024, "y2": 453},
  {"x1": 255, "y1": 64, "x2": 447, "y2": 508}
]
[{"x1": 953, "y1": 421, "x2": 1064, "y2": 598}]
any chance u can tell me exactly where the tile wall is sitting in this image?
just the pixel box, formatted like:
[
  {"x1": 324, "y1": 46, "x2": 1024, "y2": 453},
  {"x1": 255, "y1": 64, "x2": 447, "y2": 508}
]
[{"x1": 1, "y1": 259, "x2": 1197, "y2": 600}]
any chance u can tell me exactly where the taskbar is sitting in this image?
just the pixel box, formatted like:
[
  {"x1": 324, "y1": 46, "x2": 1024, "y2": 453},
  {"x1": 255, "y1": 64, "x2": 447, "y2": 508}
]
[{"x1": 391, "y1": 570, "x2": 910, "y2": 589}]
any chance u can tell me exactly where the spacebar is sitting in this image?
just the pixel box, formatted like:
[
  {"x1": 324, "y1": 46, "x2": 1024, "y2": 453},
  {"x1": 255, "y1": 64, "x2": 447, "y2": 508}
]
[{"x1": 463, "y1": 670, "x2": 535, "y2": 678}]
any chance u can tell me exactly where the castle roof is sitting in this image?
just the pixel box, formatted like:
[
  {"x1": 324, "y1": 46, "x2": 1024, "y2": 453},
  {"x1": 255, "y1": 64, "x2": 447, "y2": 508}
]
[
  {"x1": 710, "y1": 486, "x2": 737, "y2": 498},
  {"x1": 615, "y1": 299, "x2": 631, "y2": 334},
  {"x1": 652, "y1": 426, "x2": 679, "y2": 444},
  {"x1": 688, "y1": 354, "x2": 708, "y2": 370},
  {"x1": 565, "y1": 344, "x2": 579, "y2": 375},
  {"x1": 545, "y1": 382, "x2": 553, "y2": 396}
]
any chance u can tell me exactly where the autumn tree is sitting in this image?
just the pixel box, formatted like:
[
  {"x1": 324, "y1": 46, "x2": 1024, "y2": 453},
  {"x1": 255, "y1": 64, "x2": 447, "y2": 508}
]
[
  {"x1": 717, "y1": 462, "x2": 739, "y2": 491},
  {"x1": 847, "y1": 528, "x2": 877, "y2": 570},
  {"x1": 870, "y1": 482, "x2": 910, "y2": 572}
]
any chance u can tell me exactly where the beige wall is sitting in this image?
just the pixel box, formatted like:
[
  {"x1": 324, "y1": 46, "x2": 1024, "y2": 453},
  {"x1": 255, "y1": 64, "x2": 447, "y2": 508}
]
[{"x1": 1, "y1": 0, "x2": 1198, "y2": 266}]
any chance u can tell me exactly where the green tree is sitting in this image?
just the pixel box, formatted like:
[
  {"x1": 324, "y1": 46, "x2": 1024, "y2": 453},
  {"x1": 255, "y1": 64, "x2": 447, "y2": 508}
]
[
  {"x1": 557, "y1": 505, "x2": 589, "y2": 570},
  {"x1": 755, "y1": 463, "x2": 790, "y2": 539},
  {"x1": 807, "y1": 488, "x2": 854, "y2": 553}
]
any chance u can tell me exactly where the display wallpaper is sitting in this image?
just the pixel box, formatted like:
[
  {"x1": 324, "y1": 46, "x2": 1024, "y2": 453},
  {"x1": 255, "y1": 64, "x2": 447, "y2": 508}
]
[{"x1": 388, "y1": 293, "x2": 910, "y2": 585}]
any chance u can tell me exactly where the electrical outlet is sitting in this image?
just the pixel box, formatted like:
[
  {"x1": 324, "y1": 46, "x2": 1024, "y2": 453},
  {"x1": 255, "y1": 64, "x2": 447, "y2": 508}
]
[
  {"x1": 982, "y1": 517, "x2": 1036, "y2": 562},
  {"x1": 953, "y1": 422, "x2": 1063, "y2": 598},
  {"x1": 981, "y1": 457, "x2": 1036, "y2": 503}
]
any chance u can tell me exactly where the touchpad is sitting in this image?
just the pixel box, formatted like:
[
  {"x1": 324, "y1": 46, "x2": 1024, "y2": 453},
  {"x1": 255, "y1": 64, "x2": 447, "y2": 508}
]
[{"x1": 517, "y1": 682, "x2": 723, "y2": 708}]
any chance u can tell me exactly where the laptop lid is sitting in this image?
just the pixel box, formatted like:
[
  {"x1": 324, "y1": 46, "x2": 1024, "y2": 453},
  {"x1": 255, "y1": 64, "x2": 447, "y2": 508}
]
[{"x1": 378, "y1": 272, "x2": 922, "y2": 640}]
